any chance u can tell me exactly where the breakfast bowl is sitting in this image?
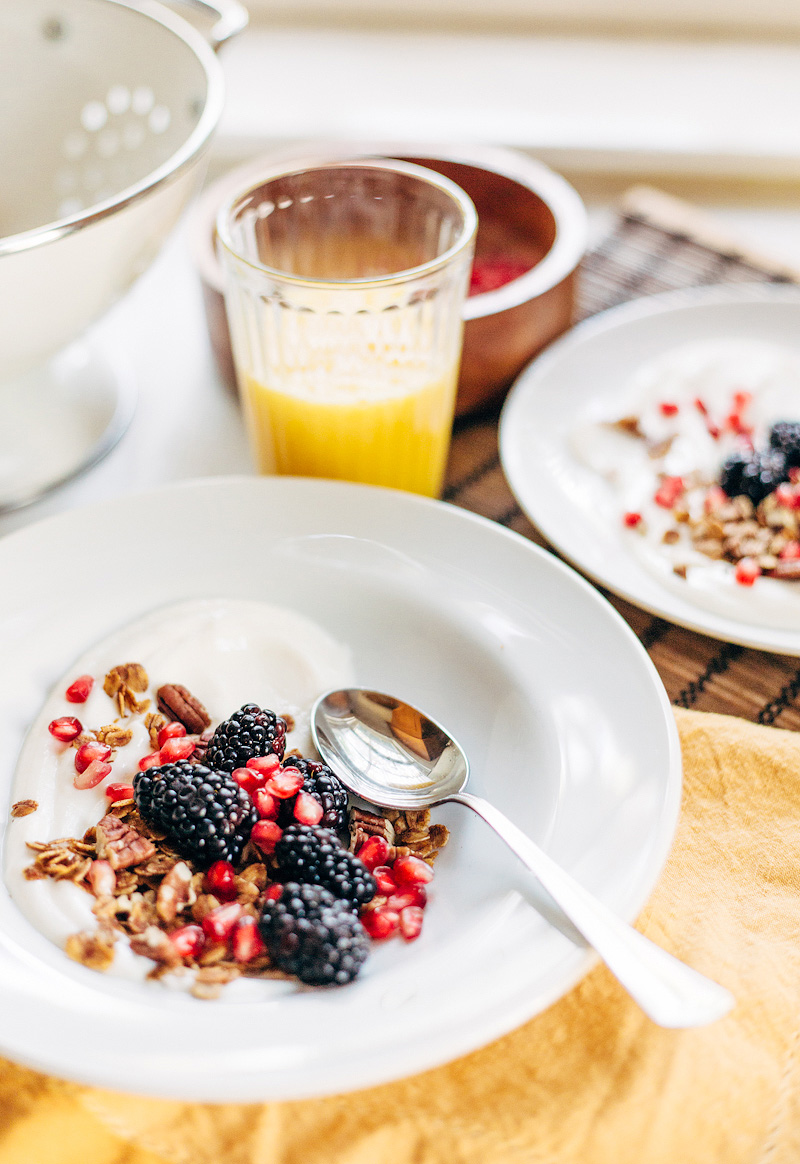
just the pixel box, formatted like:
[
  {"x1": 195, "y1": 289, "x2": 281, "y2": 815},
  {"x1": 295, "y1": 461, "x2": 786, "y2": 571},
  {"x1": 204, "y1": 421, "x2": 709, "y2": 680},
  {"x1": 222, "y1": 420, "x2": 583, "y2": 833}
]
[
  {"x1": 0, "y1": 0, "x2": 246, "y2": 511},
  {"x1": 190, "y1": 143, "x2": 588, "y2": 416}
]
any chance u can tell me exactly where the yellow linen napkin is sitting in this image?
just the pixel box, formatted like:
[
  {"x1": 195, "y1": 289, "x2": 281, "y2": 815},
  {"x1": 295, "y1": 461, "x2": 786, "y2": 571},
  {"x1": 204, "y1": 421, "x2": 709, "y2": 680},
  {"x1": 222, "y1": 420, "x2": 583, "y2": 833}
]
[{"x1": 2, "y1": 707, "x2": 799, "y2": 1164}]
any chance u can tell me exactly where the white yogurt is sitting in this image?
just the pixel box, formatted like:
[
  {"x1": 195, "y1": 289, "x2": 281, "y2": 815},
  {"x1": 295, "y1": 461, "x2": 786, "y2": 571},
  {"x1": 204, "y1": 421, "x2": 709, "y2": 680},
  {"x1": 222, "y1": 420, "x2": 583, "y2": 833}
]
[
  {"x1": 571, "y1": 338, "x2": 800, "y2": 628},
  {"x1": 4, "y1": 598, "x2": 354, "y2": 988}
]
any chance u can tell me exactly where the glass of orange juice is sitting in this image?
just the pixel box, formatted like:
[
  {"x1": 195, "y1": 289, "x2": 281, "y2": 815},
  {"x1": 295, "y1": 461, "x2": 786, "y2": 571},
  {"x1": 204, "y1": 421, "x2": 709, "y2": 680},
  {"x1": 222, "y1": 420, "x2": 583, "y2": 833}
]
[{"x1": 216, "y1": 158, "x2": 477, "y2": 497}]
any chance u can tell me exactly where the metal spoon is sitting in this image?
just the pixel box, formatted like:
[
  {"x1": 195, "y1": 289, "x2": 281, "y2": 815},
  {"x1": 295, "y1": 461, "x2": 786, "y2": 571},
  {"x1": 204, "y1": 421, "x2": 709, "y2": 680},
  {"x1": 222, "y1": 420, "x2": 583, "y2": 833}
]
[{"x1": 312, "y1": 687, "x2": 734, "y2": 1029}]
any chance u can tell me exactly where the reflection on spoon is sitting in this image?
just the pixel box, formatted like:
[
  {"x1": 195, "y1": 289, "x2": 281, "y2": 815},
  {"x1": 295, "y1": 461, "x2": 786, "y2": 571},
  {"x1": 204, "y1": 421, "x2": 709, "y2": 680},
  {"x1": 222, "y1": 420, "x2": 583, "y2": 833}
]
[{"x1": 312, "y1": 687, "x2": 734, "y2": 1030}]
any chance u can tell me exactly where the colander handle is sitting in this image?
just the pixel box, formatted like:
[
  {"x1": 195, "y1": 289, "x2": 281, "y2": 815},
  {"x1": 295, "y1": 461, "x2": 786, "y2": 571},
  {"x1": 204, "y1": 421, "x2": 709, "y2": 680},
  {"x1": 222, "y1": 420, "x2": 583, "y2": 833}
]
[{"x1": 181, "y1": 0, "x2": 249, "y2": 49}]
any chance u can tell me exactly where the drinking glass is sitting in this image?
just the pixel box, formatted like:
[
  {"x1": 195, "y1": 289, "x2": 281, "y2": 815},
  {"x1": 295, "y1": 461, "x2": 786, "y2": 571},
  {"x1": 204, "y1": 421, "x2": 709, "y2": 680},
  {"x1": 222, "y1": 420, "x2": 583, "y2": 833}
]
[{"x1": 216, "y1": 158, "x2": 477, "y2": 497}]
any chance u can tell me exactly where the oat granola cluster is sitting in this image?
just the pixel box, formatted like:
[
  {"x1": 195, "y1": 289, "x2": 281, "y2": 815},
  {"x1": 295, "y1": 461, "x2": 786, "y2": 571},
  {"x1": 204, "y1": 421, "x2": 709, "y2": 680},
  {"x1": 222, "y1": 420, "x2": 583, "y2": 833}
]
[{"x1": 16, "y1": 664, "x2": 449, "y2": 997}]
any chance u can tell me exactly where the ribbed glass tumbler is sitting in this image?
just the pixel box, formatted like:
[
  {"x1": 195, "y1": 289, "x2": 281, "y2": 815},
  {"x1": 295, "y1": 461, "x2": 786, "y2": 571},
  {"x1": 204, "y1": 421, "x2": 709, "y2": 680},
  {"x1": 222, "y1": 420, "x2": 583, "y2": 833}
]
[{"x1": 216, "y1": 158, "x2": 477, "y2": 496}]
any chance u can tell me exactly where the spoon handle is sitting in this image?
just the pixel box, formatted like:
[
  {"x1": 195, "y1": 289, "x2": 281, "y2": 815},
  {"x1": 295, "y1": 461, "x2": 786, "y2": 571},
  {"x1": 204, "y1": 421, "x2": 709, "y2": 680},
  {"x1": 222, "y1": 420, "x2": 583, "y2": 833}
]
[{"x1": 447, "y1": 791, "x2": 734, "y2": 1028}]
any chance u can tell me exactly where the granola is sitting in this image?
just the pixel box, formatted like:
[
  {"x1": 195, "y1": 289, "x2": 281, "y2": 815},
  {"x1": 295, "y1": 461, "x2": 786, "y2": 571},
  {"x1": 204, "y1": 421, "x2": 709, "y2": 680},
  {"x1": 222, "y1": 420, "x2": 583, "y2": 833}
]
[{"x1": 8, "y1": 600, "x2": 450, "y2": 997}]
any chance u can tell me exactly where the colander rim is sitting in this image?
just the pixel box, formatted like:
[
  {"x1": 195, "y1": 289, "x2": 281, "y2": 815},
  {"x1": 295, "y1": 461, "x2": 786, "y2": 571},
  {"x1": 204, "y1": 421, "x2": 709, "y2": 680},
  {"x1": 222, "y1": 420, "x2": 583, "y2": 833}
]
[{"x1": 0, "y1": 0, "x2": 225, "y2": 258}]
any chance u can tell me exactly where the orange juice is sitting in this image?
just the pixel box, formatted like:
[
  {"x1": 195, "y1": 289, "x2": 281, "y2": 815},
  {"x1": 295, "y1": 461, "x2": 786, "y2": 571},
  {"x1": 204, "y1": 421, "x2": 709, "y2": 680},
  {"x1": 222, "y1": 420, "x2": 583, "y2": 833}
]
[{"x1": 242, "y1": 361, "x2": 459, "y2": 497}]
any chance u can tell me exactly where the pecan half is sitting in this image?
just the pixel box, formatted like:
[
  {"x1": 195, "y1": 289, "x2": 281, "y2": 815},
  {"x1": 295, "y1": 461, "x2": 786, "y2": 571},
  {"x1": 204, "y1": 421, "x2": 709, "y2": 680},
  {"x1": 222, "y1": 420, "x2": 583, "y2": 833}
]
[
  {"x1": 156, "y1": 861, "x2": 195, "y2": 922},
  {"x1": 95, "y1": 814, "x2": 156, "y2": 870},
  {"x1": 156, "y1": 684, "x2": 211, "y2": 734}
]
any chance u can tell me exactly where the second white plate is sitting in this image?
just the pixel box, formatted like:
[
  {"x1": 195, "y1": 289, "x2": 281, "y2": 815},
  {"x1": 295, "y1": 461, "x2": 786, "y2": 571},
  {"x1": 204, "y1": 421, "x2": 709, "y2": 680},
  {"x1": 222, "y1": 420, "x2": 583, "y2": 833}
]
[{"x1": 500, "y1": 283, "x2": 800, "y2": 655}]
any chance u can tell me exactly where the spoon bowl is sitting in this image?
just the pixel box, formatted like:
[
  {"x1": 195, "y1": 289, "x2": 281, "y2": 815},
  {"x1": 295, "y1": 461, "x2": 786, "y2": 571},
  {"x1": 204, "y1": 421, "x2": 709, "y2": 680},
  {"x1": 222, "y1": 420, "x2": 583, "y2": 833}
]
[
  {"x1": 312, "y1": 686, "x2": 735, "y2": 1029},
  {"x1": 312, "y1": 688, "x2": 468, "y2": 808}
]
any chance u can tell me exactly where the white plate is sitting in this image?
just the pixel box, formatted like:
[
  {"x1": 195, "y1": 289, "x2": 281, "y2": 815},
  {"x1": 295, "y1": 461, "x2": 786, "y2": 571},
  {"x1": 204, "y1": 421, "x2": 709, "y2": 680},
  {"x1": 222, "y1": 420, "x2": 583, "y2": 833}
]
[
  {"x1": 500, "y1": 284, "x2": 800, "y2": 656},
  {"x1": 0, "y1": 476, "x2": 680, "y2": 1100}
]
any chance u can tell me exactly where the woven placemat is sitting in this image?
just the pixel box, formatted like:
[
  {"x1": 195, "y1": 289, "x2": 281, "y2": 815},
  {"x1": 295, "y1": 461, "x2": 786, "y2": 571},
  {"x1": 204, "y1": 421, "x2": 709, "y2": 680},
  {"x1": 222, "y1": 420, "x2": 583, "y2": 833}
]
[{"x1": 445, "y1": 185, "x2": 800, "y2": 730}]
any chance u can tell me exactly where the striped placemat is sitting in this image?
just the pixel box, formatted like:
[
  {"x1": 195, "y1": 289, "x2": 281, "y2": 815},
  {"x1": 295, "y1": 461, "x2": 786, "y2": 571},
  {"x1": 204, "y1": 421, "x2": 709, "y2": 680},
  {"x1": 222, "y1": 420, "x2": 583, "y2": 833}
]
[{"x1": 445, "y1": 185, "x2": 800, "y2": 730}]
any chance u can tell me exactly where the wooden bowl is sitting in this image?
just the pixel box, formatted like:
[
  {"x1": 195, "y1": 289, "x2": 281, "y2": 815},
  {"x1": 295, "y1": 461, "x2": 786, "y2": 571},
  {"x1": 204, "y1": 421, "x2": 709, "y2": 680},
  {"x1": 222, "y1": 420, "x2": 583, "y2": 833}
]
[{"x1": 190, "y1": 143, "x2": 587, "y2": 416}]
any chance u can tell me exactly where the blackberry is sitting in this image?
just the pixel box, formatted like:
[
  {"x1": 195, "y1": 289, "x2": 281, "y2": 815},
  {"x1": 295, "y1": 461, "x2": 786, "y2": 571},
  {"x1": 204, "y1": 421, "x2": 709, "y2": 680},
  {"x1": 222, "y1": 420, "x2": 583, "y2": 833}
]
[
  {"x1": 719, "y1": 447, "x2": 788, "y2": 506},
  {"x1": 279, "y1": 756, "x2": 349, "y2": 833},
  {"x1": 133, "y1": 760, "x2": 257, "y2": 867},
  {"x1": 258, "y1": 882, "x2": 369, "y2": 986},
  {"x1": 274, "y1": 825, "x2": 376, "y2": 910},
  {"x1": 204, "y1": 704, "x2": 287, "y2": 772},
  {"x1": 770, "y1": 422, "x2": 800, "y2": 468}
]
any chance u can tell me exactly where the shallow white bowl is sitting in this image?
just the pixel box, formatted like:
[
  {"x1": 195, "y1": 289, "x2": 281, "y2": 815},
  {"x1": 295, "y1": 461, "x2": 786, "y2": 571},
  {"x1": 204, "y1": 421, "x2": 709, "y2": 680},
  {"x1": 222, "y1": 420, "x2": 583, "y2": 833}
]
[{"x1": 0, "y1": 476, "x2": 680, "y2": 1100}]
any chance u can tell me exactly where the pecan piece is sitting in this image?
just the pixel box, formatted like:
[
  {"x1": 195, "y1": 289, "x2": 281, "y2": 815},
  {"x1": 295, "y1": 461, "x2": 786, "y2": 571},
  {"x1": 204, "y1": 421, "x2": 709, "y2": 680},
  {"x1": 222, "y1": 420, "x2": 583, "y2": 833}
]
[
  {"x1": 609, "y1": 415, "x2": 643, "y2": 437},
  {"x1": 93, "y1": 724, "x2": 133, "y2": 749},
  {"x1": 156, "y1": 684, "x2": 211, "y2": 734},
  {"x1": 156, "y1": 861, "x2": 195, "y2": 923},
  {"x1": 104, "y1": 663, "x2": 150, "y2": 717},
  {"x1": 145, "y1": 711, "x2": 168, "y2": 749},
  {"x1": 65, "y1": 927, "x2": 116, "y2": 971},
  {"x1": 10, "y1": 799, "x2": 38, "y2": 818},
  {"x1": 95, "y1": 814, "x2": 156, "y2": 870},
  {"x1": 129, "y1": 925, "x2": 181, "y2": 967},
  {"x1": 770, "y1": 559, "x2": 800, "y2": 580}
]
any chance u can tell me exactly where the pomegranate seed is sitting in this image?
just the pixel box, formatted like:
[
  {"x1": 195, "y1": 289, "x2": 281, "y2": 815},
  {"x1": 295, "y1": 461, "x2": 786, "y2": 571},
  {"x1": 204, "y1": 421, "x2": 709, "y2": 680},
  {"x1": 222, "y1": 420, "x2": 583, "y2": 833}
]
[
  {"x1": 399, "y1": 906, "x2": 424, "y2": 941},
  {"x1": 205, "y1": 860, "x2": 237, "y2": 902},
  {"x1": 704, "y1": 485, "x2": 728, "y2": 513},
  {"x1": 157, "y1": 721, "x2": 186, "y2": 748},
  {"x1": 735, "y1": 557, "x2": 762, "y2": 587},
  {"x1": 468, "y1": 255, "x2": 530, "y2": 296},
  {"x1": 780, "y1": 541, "x2": 800, "y2": 560},
  {"x1": 355, "y1": 835, "x2": 390, "y2": 871},
  {"x1": 265, "y1": 883, "x2": 284, "y2": 901},
  {"x1": 265, "y1": 767, "x2": 304, "y2": 799},
  {"x1": 246, "y1": 754, "x2": 282, "y2": 776},
  {"x1": 232, "y1": 917, "x2": 266, "y2": 963},
  {"x1": 387, "y1": 885, "x2": 428, "y2": 910},
  {"x1": 733, "y1": 389, "x2": 753, "y2": 410},
  {"x1": 254, "y1": 788, "x2": 279, "y2": 820},
  {"x1": 373, "y1": 865, "x2": 398, "y2": 895},
  {"x1": 659, "y1": 401, "x2": 679, "y2": 416},
  {"x1": 694, "y1": 397, "x2": 708, "y2": 416},
  {"x1": 48, "y1": 716, "x2": 82, "y2": 742},
  {"x1": 138, "y1": 751, "x2": 162, "y2": 771},
  {"x1": 65, "y1": 675, "x2": 94, "y2": 703},
  {"x1": 106, "y1": 783, "x2": 134, "y2": 802},
  {"x1": 251, "y1": 819, "x2": 282, "y2": 854},
  {"x1": 293, "y1": 791, "x2": 324, "y2": 825},
  {"x1": 232, "y1": 767, "x2": 261, "y2": 794},
  {"x1": 623, "y1": 511, "x2": 643, "y2": 528},
  {"x1": 654, "y1": 476, "x2": 685, "y2": 509},
  {"x1": 159, "y1": 736, "x2": 195, "y2": 763},
  {"x1": 393, "y1": 854, "x2": 434, "y2": 886},
  {"x1": 73, "y1": 759, "x2": 112, "y2": 790},
  {"x1": 726, "y1": 412, "x2": 753, "y2": 438},
  {"x1": 169, "y1": 925, "x2": 205, "y2": 959},
  {"x1": 201, "y1": 902, "x2": 243, "y2": 943},
  {"x1": 361, "y1": 908, "x2": 400, "y2": 940},
  {"x1": 88, "y1": 859, "x2": 116, "y2": 896},
  {"x1": 75, "y1": 740, "x2": 111, "y2": 774}
]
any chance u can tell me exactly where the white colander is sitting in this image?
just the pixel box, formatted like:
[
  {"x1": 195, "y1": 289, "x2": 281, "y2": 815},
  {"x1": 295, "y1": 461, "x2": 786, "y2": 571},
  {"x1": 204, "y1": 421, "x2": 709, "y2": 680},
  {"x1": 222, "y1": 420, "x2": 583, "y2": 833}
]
[{"x1": 0, "y1": 0, "x2": 246, "y2": 511}]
